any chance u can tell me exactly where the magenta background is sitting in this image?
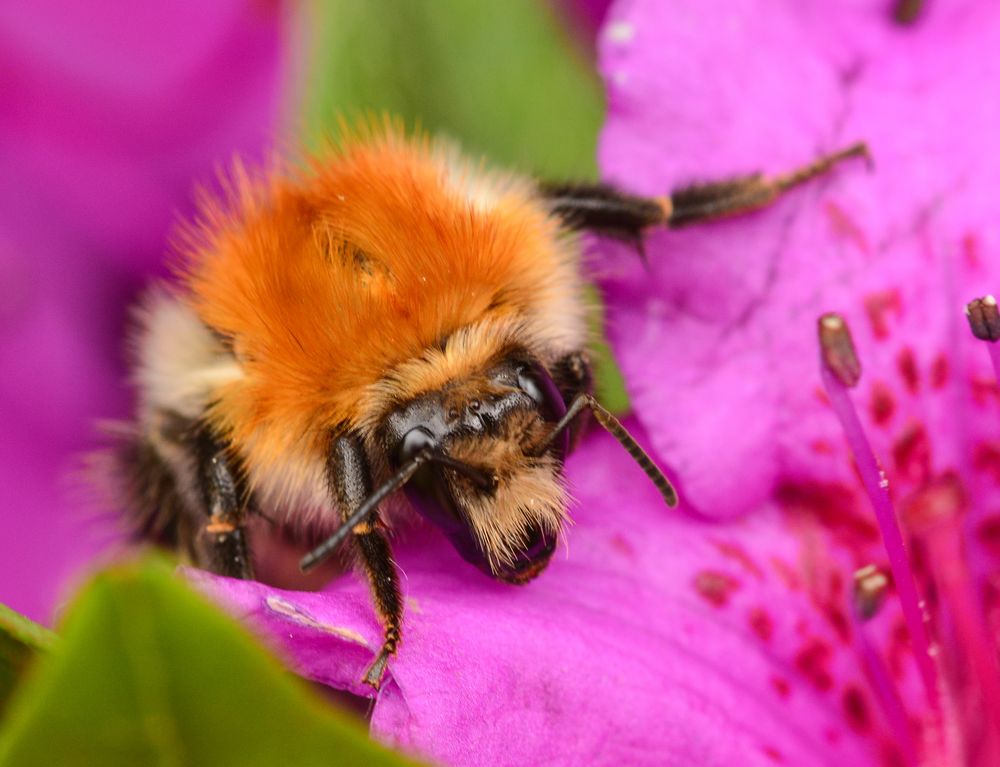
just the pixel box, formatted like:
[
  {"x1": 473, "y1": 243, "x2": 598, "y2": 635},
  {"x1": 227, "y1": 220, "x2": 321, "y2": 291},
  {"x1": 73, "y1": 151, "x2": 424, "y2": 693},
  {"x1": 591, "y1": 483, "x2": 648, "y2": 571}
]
[{"x1": 0, "y1": 1, "x2": 289, "y2": 621}]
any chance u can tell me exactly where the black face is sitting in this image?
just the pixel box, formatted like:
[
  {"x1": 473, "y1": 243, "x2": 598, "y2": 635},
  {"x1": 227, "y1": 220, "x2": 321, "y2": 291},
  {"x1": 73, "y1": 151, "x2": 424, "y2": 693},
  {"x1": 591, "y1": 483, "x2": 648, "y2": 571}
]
[{"x1": 379, "y1": 355, "x2": 568, "y2": 582}]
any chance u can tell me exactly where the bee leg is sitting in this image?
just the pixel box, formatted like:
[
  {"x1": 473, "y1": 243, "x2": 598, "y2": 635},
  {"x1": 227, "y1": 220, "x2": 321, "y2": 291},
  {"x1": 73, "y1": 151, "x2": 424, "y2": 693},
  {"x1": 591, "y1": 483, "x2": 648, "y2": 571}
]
[
  {"x1": 328, "y1": 434, "x2": 404, "y2": 691},
  {"x1": 354, "y1": 530, "x2": 402, "y2": 689},
  {"x1": 540, "y1": 142, "x2": 869, "y2": 238},
  {"x1": 190, "y1": 424, "x2": 255, "y2": 579},
  {"x1": 114, "y1": 429, "x2": 187, "y2": 550},
  {"x1": 550, "y1": 350, "x2": 594, "y2": 451}
]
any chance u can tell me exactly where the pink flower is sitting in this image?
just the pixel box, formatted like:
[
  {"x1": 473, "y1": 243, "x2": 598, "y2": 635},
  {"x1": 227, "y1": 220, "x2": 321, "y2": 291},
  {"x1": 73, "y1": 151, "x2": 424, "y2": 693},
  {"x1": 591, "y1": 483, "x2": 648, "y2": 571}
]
[
  {"x1": 196, "y1": 4, "x2": 1000, "y2": 765},
  {"x1": 0, "y1": 1, "x2": 288, "y2": 622},
  {"x1": 14, "y1": 0, "x2": 986, "y2": 764},
  {"x1": 189, "y1": 6, "x2": 1000, "y2": 765}
]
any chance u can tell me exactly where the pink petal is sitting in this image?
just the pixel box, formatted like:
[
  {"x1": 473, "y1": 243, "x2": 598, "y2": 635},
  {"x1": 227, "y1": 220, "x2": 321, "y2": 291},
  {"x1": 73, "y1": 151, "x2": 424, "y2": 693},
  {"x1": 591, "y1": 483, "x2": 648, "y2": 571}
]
[
  {"x1": 193, "y1": 425, "x2": 893, "y2": 766},
  {"x1": 595, "y1": 0, "x2": 1000, "y2": 524}
]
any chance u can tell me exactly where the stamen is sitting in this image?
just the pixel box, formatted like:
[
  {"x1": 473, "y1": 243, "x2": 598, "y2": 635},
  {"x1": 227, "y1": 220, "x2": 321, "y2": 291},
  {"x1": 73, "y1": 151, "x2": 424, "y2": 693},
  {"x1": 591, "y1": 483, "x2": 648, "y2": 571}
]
[
  {"x1": 966, "y1": 295, "x2": 1000, "y2": 384},
  {"x1": 851, "y1": 565, "x2": 917, "y2": 767},
  {"x1": 817, "y1": 313, "x2": 940, "y2": 710}
]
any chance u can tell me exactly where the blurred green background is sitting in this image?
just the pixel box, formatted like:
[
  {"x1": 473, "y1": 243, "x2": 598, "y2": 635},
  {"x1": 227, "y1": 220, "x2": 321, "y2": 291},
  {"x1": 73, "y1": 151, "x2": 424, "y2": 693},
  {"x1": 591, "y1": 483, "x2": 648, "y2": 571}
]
[{"x1": 302, "y1": 0, "x2": 601, "y2": 179}]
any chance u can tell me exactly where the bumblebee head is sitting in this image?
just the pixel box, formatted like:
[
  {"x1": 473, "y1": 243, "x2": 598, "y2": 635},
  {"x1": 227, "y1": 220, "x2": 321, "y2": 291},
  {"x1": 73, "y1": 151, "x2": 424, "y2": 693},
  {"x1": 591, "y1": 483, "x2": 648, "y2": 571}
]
[{"x1": 379, "y1": 354, "x2": 569, "y2": 583}]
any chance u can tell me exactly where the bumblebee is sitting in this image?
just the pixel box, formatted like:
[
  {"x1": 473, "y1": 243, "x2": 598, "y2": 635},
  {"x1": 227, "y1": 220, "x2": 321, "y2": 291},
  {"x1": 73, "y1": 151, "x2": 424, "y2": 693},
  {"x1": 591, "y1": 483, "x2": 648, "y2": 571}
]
[{"x1": 115, "y1": 122, "x2": 865, "y2": 687}]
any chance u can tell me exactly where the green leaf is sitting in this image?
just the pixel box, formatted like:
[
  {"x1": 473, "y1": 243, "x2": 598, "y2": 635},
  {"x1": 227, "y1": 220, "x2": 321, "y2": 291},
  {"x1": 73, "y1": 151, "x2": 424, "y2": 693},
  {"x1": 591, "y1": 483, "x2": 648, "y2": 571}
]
[
  {"x1": 0, "y1": 559, "x2": 421, "y2": 767},
  {"x1": 0, "y1": 605, "x2": 55, "y2": 719},
  {"x1": 584, "y1": 286, "x2": 630, "y2": 414},
  {"x1": 298, "y1": 0, "x2": 629, "y2": 410}
]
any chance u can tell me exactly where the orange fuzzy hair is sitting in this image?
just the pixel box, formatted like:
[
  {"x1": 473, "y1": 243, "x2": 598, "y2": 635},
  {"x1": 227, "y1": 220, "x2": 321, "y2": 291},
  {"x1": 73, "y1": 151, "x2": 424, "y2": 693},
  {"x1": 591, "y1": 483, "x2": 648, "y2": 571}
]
[{"x1": 178, "y1": 122, "x2": 587, "y2": 487}]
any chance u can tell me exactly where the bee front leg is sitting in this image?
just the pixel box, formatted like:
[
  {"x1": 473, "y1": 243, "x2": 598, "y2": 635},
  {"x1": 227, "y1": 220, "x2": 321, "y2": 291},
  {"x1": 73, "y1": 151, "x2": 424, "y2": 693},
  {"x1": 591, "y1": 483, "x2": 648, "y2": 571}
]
[
  {"x1": 328, "y1": 433, "x2": 404, "y2": 691},
  {"x1": 540, "y1": 142, "x2": 869, "y2": 239},
  {"x1": 354, "y1": 530, "x2": 403, "y2": 689},
  {"x1": 191, "y1": 424, "x2": 255, "y2": 580}
]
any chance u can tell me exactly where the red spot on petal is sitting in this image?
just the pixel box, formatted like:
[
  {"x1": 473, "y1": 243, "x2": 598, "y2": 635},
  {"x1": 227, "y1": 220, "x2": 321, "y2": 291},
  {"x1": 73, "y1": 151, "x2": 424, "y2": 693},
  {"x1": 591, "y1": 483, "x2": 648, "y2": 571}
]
[
  {"x1": 825, "y1": 727, "x2": 841, "y2": 744},
  {"x1": 892, "y1": 421, "x2": 932, "y2": 486},
  {"x1": 761, "y1": 745, "x2": 784, "y2": 763},
  {"x1": 770, "y1": 675, "x2": 791, "y2": 698},
  {"x1": 984, "y1": 576, "x2": 1000, "y2": 609},
  {"x1": 908, "y1": 536, "x2": 930, "y2": 584},
  {"x1": 971, "y1": 375, "x2": 1000, "y2": 407},
  {"x1": 813, "y1": 571, "x2": 852, "y2": 644},
  {"x1": 976, "y1": 515, "x2": 1000, "y2": 556},
  {"x1": 829, "y1": 570, "x2": 845, "y2": 597},
  {"x1": 963, "y1": 232, "x2": 982, "y2": 270},
  {"x1": 795, "y1": 639, "x2": 834, "y2": 691},
  {"x1": 815, "y1": 386, "x2": 832, "y2": 407},
  {"x1": 711, "y1": 539, "x2": 764, "y2": 580},
  {"x1": 748, "y1": 607, "x2": 774, "y2": 642},
  {"x1": 810, "y1": 438, "x2": 835, "y2": 455},
  {"x1": 887, "y1": 618, "x2": 911, "y2": 680},
  {"x1": 693, "y1": 570, "x2": 740, "y2": 607},
  {"x1": 776, "y1": 481, "x2": 879, "y2": 546},
  {"x1": 930, "y1": 353, "x2": 949, "y2": 389},
  {"x1": 842, "y1": 685, "x2": 871, "y2": 733},
  {"x1": 825, "y1": 606, "x2": 852, "y2": 645},
  {"x1": 974, "y1": 441, "x2": 1000, "y2": 485},
  {"x1": 770, "y1": 557, "x2": 802, "y2": 591},
  {"x1": 901, "y1": 472, "x2": 966, "y2": 532},
  {"x1": 896, "y1": 347, "x2": 920, "y2": 394},
  {"x1": 882, "y1": 743, "x2": 907, "y2": 767},
  {"x1": 869, "y1": 380, "x2": 896, "y2": 427},
  {"x1": 864, "y1": 289, "x2": 902, "y2": 340},
  {"x1": 825, "y1": 201, "x2": 870, "y2": 255},
  {"x1": 609, "y1": 533, "x2": 636, "y2": 559},
  {"x1": 984, "y1": 577, "x2": 1000, "y2": 641}
]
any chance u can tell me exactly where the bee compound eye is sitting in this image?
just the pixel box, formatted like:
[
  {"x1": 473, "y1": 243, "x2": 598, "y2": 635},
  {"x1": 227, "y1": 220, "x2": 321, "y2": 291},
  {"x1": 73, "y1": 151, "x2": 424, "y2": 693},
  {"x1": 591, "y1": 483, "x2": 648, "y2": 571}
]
[
  {"x1": 397, "y1": 427, "x2": 437, "y2": 465},
  {"x1": 516, "y1": 363, "x2": 566, "y2": 423},
  {"x1": 516, "y1": 366, "x2": 547, "y2": 407}
]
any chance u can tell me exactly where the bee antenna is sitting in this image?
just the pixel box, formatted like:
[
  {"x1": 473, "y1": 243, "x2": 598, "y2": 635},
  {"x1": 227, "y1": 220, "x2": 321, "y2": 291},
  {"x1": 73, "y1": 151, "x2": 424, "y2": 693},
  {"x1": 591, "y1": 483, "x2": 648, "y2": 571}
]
[
  {"x1": 534, "y1": 394, "x2": 678, "y2": 509},
  {"x1": 299, "y1": 448, "x2": 433, "y2": 573}
]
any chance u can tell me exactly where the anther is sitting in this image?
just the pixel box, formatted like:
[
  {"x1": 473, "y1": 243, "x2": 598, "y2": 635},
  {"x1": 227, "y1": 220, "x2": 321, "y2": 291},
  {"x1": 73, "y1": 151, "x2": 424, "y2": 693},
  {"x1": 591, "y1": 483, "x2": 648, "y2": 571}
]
[
  {"x1": 965, "y1": 295, "x2": 1000, "y2": 342},
  {"x1": 853, "y1": 564, "x2": 889, "y2": 621},
  {"x1": 818, "y1": 313, "x2": 862, "y2": 387},
  {"x1": 966, "y1": 294, "x2": 1000, "y2": 386},
  {"x1": 893, "y1": 0, "x2": 924, "y2": 26}
]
